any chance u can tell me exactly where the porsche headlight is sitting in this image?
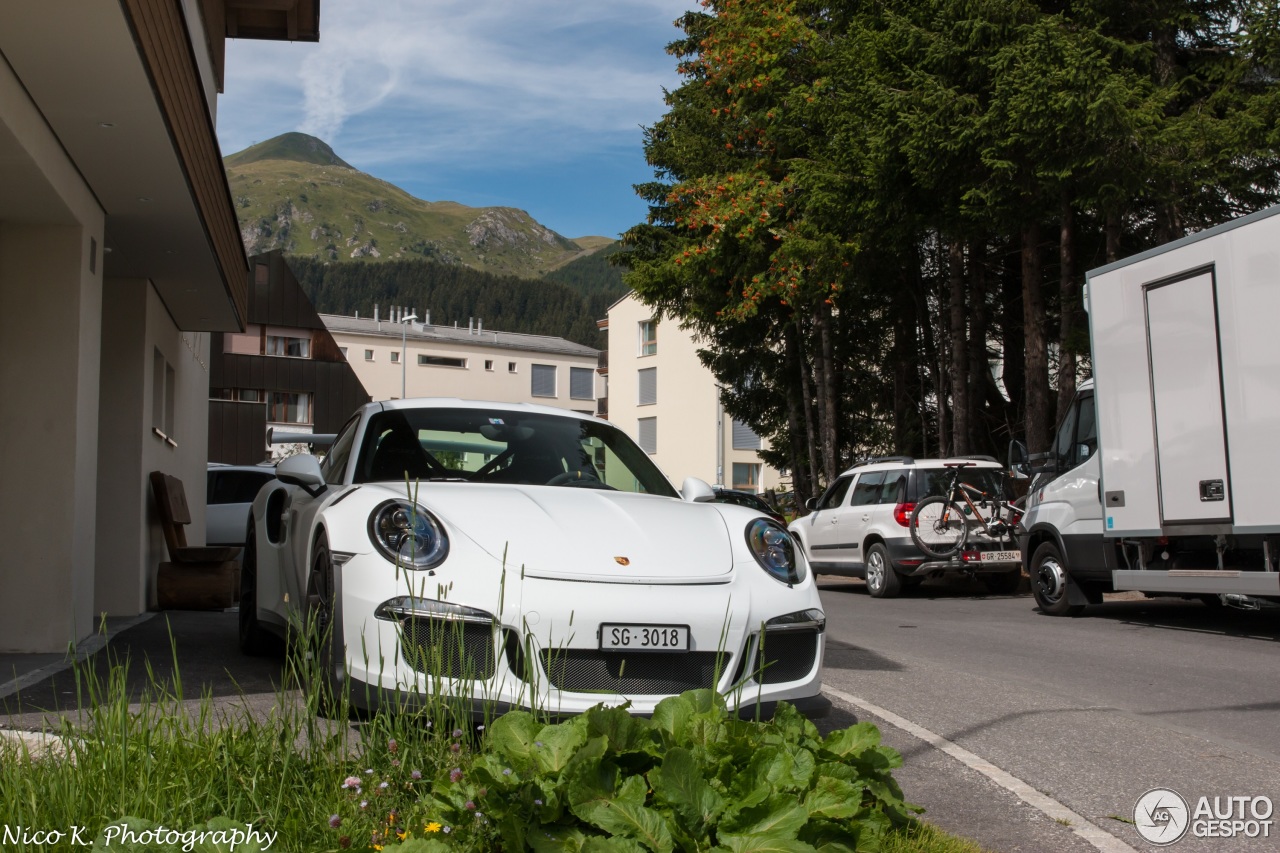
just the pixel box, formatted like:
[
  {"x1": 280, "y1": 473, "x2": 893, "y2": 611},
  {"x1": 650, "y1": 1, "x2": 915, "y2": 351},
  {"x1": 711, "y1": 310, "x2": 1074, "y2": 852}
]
[
  {"x1": 746, "y1": 519, "x2": 804, "y2": 584},
  {"x1": 368, "y1": 500, "x2": 449, "y2": 569}
]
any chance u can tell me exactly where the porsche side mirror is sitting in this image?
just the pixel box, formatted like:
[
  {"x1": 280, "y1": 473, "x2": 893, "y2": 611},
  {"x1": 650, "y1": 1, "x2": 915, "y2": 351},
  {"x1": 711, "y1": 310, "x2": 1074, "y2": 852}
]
[
  {"x1": 680, "y1": 477, "x2": 716, "y2": 503},
  {"x1": 276, "y1": 454, "x2": 327, "y2": 498}
]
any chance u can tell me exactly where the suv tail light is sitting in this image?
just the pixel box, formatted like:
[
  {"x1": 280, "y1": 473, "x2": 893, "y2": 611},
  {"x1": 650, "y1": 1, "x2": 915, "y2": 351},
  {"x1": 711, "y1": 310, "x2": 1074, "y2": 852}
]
[{"x1": 893, "y1": 502, "x2": 915, "y2": 527}]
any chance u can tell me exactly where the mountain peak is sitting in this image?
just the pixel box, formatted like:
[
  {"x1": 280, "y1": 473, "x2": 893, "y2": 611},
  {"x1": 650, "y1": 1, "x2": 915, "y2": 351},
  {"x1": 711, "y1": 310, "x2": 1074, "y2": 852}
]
[{"x1": 223, "y1": 132, "x2": 353, "y2": 169}]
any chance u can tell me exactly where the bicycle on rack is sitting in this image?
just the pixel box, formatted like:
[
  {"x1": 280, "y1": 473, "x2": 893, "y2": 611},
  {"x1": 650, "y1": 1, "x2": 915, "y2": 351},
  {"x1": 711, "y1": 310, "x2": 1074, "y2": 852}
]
[{"x1": 909, "y1": 462, "x2": 1023, "y2": 559}]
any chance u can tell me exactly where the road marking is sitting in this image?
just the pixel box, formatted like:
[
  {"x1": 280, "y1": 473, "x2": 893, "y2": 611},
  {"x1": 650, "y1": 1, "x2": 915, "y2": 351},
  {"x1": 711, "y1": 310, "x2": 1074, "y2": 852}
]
[{"x1": 824, "y1": 687, "x2": 1138, "y2": 853}]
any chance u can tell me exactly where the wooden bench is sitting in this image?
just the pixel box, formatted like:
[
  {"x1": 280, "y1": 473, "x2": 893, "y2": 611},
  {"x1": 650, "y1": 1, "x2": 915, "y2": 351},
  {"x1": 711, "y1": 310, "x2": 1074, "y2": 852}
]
[{"x1": 150, "y1": 471, "x2": 242, "y2": 610}]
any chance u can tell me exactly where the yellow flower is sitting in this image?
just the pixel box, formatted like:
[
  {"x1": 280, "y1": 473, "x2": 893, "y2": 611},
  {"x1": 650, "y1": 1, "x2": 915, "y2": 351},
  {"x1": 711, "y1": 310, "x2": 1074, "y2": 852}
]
[
  {"x1": 425, "y1": 822, "x2": 442, "y2": 833},
  {"x1": 397, "y1": 831, "x2": 408, "y2": 841}
]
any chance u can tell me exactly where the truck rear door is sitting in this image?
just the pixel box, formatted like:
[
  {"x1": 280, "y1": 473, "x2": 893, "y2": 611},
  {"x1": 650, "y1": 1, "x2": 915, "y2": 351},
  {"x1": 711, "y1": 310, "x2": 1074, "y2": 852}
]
[{"x1": 1145, "y1": 270, "x2": 1232, "y2": 525}]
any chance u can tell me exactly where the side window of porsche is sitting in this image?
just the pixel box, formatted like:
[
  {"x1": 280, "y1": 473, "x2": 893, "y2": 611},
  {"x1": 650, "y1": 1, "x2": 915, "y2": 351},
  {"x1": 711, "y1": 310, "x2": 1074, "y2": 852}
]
[{"x1": 321, "y1": 415, "x2": 360, "y2": 485}]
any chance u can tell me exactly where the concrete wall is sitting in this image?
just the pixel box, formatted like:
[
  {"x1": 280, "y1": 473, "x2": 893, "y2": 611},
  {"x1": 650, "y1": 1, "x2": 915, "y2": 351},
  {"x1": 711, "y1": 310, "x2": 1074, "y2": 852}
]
[
  {"x1": 95, "y1": 281, "x2": 212, "y2": 615},
  {"x1": 332, "y1": 330, "x2": 600, "y2": 411},
  {"x1": 606, "y1": 293, "x2": 781, "y2": 492},
  {"x1": 0, "y1": 57, "x2": 106, "y2": 652}
]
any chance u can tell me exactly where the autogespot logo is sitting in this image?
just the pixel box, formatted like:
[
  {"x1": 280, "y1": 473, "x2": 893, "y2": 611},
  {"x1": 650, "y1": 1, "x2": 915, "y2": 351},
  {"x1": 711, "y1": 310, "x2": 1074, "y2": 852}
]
[{"x1": 1135, "y1": 788, "x2": 1191, "y2": 846}]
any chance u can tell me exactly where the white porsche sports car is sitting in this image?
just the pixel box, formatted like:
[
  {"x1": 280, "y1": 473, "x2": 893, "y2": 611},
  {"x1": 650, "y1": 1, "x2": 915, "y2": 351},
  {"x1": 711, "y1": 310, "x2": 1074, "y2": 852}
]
[{"x1": 240, "y1": 398, "x2": 829, "y2": 720}]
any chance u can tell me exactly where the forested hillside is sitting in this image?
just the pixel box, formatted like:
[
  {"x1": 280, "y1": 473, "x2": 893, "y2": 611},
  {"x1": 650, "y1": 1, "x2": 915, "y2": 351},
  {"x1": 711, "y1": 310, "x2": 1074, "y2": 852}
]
[
  {"x1": 542, "y1": 242, "x2": 630, "y2": 322},
  {"x1": 288, "y1": 257, "x2": 605, "y2": 347},
  {"x1": 621, "y1": 0, "x2": 1280, "y2": 504}
]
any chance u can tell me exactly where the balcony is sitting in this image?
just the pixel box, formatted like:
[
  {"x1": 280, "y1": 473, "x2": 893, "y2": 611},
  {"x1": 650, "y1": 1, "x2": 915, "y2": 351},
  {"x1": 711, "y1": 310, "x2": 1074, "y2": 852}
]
[
  {"x1": 596, "y1": 350, "x2": 608, "y2": 375},
  {"x1": 596, "y1": 396, "x2": 608, "y2": 419}
]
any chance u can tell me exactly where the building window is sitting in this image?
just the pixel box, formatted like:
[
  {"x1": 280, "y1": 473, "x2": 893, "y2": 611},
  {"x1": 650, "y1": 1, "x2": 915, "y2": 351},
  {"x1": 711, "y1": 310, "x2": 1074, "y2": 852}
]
[
  {"x1": 485, "y1": 360, "x2": 494, "y2": 371},
  {"x1": 391, "y1": 351, "x2": 400, "y2": 364},
  {"x1": 239, "y1": 389, "x2": 261, "y2": 403},
  {"x1": 223, "y1": 325, "x2": 263, "y2": 355},
  {"x1": 152, "y1": 348, "x2": 175, "y2": 443},
  {"x1": 638, "y1": 417, "x2": 657, "y2": 454},
  {"x1": 531, "y1": 364, "x2": 557, "y2": 397},
  {"x1": 731, "y1": 419, "x2": 762, "y2": 450},
  {"x1": 365, "y1": 349, "x2": 375, "y2": 361},
  {"x1": 570, "y1": 366, "x2": 594, "y2": 400},
  {"x1": 508, "y1": 362, "x2": 518, "y2": 373},
  {"x1": 732, "y1": 462, "x2": 761, "y2": 492},
  {"x1": 639, "y1": 320, "x2": 657, "y2": 356},
  {"x1": 266, "y1": 335, "x2": 311, "y2": 358},
  {"x1": 269, "y1": 392, "x2": 312, "y2": 424},
  {"x1": 638, "y1": 367, "x2": 657, "y2": 406},
  {"x1": 418, "y1": 354, "x2": 467, "y2": 368}
]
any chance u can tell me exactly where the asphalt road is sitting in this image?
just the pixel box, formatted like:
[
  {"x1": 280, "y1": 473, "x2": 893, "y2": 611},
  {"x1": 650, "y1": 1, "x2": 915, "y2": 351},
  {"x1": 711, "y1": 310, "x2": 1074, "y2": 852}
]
[{"x1": 815, "y1": 575, "x2": 1280, "y2": 852}]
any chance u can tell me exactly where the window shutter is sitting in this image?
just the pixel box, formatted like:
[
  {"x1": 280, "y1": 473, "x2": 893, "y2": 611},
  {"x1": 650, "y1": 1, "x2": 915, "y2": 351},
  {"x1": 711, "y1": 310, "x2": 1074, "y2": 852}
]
[
  {"x1": 638, "y1": 367, "x2": 657, "y2": 405},
  {"x1": 570, "y1": 367, "x2": 594, "y2": 400},
  {"x1": 638, "y1": 417, "x2": 657, "y2": 454},
  {"x1": 731, "y1": 418, "x2": 762, "y2": 450},
  {"x1": 531, "y1": 364, "x2": 556, "y2": 397}
]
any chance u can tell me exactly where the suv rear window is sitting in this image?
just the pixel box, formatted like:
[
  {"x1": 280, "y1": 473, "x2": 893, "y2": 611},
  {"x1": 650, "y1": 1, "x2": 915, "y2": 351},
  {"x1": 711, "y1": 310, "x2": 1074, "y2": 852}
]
[{"x1": 913, "y1": 466, "x2": 1008, "y2": 501}]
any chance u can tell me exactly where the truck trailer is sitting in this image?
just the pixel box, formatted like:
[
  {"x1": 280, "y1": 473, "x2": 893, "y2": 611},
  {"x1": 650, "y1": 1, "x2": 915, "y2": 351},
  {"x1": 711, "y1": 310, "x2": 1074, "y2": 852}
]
[{"x1": 1016, "y1": 203, "x2": 1280, "y2": 615}]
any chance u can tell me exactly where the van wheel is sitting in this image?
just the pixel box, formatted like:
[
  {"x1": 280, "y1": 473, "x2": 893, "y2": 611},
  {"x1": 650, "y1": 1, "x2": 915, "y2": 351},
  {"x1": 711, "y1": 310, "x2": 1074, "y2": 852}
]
[
  {"x1": 865, "y1": 544, "x2": 902, "y2": 598},
  {"x1": 1031, "y1": 542, "x2": 1084, "y2": 616}
]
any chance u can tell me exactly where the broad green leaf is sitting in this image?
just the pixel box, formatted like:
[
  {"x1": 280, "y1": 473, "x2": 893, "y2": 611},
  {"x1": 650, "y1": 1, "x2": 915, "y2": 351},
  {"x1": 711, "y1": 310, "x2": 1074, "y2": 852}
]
[
  {"x1": 721, "y1": 795, "x2": 809, "y2": 839},
  {"x1": 528, "y1": 825, "x2": 591, "y2": 853},
  {"x1": 396, "y1": 840, "x2": 454, "y2": 853},
  {"x1": 717, "y1": 830, "x2": 820, "y2": 852},
  {"x1": 564, "y1": 736, "x2": 616, "y2": 812},
  {"x1": 535, "y1": 719, "x2": 590, "y2": 775},
  {"x1": 576, "y1": 797, "x2": 676, "y2": 853},
  {"x1": 651, "y1": 693, "x2": 695, "y2": 743},
  {"x1": 804, "y1": 776, "x2": 863, "y2": 820},
  {"x1": 587, "y1": 702, "x2": 658, "y2": 755},
  {"x1": 651, "y1": 746, "x2": 726, "y2": 835},
  {"x1": 489, "y1": 710, "x2": 542, "y2": 765},
  {"x1": 582, "y1": 836, "x2": 650, "y2": 853},
  {"x1": 820, "y1": 723, "x2": 880, "y2": 759}
]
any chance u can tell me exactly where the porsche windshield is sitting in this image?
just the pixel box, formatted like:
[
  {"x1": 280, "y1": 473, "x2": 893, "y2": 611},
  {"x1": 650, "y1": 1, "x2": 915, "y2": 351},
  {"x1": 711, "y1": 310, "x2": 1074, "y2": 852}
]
[{"x1": 352, "y1": 407, "x2": 680, "y2": 497}]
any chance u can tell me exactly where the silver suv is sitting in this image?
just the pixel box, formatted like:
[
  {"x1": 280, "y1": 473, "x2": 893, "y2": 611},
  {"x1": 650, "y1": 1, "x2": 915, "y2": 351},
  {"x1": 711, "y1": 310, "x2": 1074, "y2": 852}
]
[{"x1": 788, "y1": 456, "x2": 1022, "y2": 598}]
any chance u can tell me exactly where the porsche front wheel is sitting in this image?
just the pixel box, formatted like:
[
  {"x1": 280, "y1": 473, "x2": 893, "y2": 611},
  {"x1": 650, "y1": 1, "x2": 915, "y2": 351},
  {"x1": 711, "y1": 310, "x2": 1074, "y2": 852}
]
[
  {"x1": 238, "y1": 524, "x2": 271, "y2": 656},
  {"x1": 305, "y1": 533, "x2": 347, "y2": 716}
]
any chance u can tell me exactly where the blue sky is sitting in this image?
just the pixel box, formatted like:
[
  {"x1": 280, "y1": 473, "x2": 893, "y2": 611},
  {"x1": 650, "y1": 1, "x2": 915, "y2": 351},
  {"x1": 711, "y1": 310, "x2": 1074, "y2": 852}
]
[{"x1": 216, "y1": 0, "x2": 697, "y2": 240}]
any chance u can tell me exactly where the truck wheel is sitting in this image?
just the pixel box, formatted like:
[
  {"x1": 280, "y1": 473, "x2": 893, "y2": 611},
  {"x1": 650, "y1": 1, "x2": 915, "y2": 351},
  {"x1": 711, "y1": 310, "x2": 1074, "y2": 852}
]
[
  {"x1": 865, "y1": 544, "x2": 903, "y2": 598},
  {"x1": 1031, "y1": 542, "x2": 1084, "y2": 616}
]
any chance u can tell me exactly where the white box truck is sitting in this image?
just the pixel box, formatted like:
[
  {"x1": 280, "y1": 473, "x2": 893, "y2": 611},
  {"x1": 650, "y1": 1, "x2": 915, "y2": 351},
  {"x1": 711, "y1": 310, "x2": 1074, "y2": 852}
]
[{"x1": 1015, "y1": 204, "x2": 1280, "y2": 615}]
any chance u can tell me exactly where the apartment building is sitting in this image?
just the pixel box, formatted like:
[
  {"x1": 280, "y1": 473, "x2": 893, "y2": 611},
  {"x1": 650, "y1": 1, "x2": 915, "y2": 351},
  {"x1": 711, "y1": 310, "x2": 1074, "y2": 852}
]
[
  {"x1": 324, "y1": 310, "x2": 601, "y2": 412},
  {"x1": 0, "y1": 1, "x2": 321, "y2": 653},
  {"x1": 602, "y1": 292, "x2": 782, "y2": 493}
]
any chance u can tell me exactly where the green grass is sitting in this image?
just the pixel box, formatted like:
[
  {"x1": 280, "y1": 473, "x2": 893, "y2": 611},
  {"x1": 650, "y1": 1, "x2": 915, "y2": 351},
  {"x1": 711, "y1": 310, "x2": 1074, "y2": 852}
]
[{"x1": 1, "y1": 627, "x2": 988, "y2": 853}]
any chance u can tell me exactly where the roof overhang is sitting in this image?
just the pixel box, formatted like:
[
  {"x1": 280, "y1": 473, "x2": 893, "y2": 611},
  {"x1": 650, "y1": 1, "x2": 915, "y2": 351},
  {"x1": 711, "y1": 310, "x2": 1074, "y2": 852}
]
[
  {"x1": 0, "y1": 0, "x2": 251, "y2": 331},
  {"x1": 226, "y1": 0, "x2": 321, "y2": 42}
]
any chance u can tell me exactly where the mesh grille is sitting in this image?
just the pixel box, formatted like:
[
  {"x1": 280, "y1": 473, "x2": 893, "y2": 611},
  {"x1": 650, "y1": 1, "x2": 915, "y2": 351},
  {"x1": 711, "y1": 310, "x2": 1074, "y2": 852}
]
[
  {"x1": 539, "y1": 650, "x2": 729, "y2": 695},
  {"x1": 400, "y1": 618, "x2": 496, "y2": 680},
  {"x1": 754, "y1": 631, "x2": 819, "y2": 685}
]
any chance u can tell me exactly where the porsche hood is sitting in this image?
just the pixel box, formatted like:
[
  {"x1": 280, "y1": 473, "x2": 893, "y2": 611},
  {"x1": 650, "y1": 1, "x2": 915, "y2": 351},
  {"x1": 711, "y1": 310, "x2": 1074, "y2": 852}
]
[{"x1": 372, "y1": 483, "x2": 736, "y2": 583}]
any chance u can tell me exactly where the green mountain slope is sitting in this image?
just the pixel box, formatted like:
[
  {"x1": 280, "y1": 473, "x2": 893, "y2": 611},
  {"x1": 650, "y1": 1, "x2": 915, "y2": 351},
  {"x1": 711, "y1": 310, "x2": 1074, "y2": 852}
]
[{"x1": 225, "y1": 133, "x2": 603, "y2": 279}]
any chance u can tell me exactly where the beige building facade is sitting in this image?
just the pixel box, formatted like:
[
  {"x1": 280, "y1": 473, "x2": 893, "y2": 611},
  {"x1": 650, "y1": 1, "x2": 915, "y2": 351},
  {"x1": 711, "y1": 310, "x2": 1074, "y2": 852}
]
[
  {"x1": 324, "y1": 310, "x2": 601, "y2": 412},
  {"x1": 603, "y1": 292, "x2": 782, "y2": 493},
  {"x1": 0, "y1": 1, "x2": 320, "y2": 653}
]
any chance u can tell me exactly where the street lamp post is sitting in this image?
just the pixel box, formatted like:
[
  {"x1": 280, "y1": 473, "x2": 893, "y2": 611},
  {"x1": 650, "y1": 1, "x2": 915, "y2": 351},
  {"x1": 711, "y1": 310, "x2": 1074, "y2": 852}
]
[{"x1": 399, "y1": 312, "x2": 417, "y2": 398}]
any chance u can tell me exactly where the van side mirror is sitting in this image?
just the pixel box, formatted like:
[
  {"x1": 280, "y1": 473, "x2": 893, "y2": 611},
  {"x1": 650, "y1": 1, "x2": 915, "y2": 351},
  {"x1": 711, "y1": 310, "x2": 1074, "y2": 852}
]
[{"x1": 1007, "y1": 440, "x2": 1031, "y2": 478}]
